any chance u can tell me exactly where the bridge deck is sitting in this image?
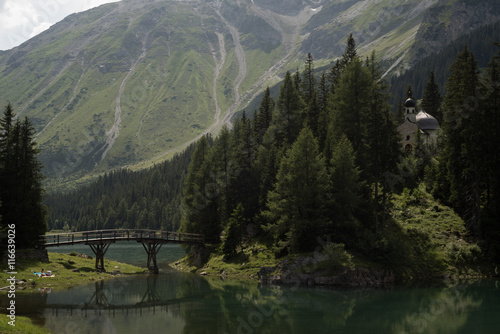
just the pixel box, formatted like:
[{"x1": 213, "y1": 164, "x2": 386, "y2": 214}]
[
  {"x1": 40, "y1": 229, "x2": 204, "y2": 273},
  {"x1": 41, "y1": 229, "x2": 204, "y2": 247}
]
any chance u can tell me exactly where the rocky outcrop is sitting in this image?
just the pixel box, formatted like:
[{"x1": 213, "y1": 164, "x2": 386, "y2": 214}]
[
  {"x1": 313, "y1": 268, "x2": 396, "y2": 287},
  {"x1": 258, "y1": 259, "x2": 395, "y2": 287}
]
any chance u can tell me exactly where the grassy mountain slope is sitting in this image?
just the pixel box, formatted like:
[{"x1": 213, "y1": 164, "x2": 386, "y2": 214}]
[{"x1": 0, "y1": 0, "x2": 498, "y2": 189}]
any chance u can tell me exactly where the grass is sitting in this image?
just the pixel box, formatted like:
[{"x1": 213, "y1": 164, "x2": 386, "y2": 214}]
[
  {"x1": 388, "y1": 184, "x2": 496, "y2": 278},
  {"x1": 0, "y1": 252, "x2": 145, "y2": 333},
  {"x1": 171, "y1": 240, "x2": 280, "y2": 280},
  {"x1": 0, "y1": 252, "x2": 145, "y2": 292},
  {"x1": 0, "y1": 315, "x2": 51, "y2": 334}
]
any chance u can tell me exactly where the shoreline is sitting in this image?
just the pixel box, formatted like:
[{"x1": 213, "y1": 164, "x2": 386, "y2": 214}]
[
  {"x1": 170, "y1": 242, "x2": 499, "y2": 288},
  {"x1": 1, "y1": 251, "x2": 146, "y2": 293}
]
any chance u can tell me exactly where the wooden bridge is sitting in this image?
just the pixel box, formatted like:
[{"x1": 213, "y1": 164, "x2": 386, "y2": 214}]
[{"x1": 40, "y1": 229, "x2": 204, "y2": 273}]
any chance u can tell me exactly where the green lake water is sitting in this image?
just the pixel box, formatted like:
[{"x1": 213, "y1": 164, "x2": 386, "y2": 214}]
[{"x1": 3, "y1": 242, "x2": 500, "y2": 333}]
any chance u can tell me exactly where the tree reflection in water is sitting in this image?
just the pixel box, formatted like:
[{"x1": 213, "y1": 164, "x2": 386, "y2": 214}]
[{"x1": 1, "y1": 276, "x2": 497, "y2": 333}]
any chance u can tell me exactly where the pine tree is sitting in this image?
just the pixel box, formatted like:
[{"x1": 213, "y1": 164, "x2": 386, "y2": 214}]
[
  {"x1": 231, "y1": 114, "x2": 259, "y2": 220},
  {"x1": 342, "y1": 33, "x2": 357, "y2": 67},
  {"x1": 326, "y1": 57, "x2": 371, "y2": 163},
  {"x1": 478, "y1": 43, "x2": 500, "y2": 249},
  {"x1": 301, "y1": 53, "x2": 316, "y2": 103},
  {"x1": 18, "y1": 117, "x2": 47, "y2": 247},
  {"x1": 0, "y1": 104, "x2": 15, "y2": 231},
  {"x1": 365, "y1": 52, "x2": 401, "y2": 229},
  {"x1": 328, "y1": 60, "x2": 343, "y2": 95},
  {"x1": 422, "y1": 71, "x2": 443, "y2": 123},
  {"x1": 221, "y1": 203, "x2": 246, "y2": 258},
  {"x1": 262, "y1": 127, "x2": 329, "y2": 254},
  {"x1": 272, "y1": 71, "x2": 305, "y2": 147},
  {"x1": 180, "y1": 136, "x2": 221, "y2": 243},
  {"x1": 255, "y1": 87, "x2": 274, "y2": 145},
  {"x1": 328, "y1": 135, "x2": 362, "y2": 241},
  {"x1": 442, "y1": 46, "x2": 482, "y2": 235},
  {"x1": 317, "y1": 73, "x2": 330, "y2": 150},
  {"x1": 0, "y1": 110, "x2": 46, "y2": 248}
]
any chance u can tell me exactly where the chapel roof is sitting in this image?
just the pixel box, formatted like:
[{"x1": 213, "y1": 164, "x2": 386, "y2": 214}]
[
  {"x1": 404, "y1": 98, "x2": 416, "y2": 108},
  {"x1": 416, "y1": 110, "x2": 439, "y2": 130}
]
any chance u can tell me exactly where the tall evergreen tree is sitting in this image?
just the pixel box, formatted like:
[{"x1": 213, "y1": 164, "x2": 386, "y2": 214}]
[
  {"x1": 365, "y1": 52, "x2": 401, "y2": 229},
  {"x1": 441, "y1": 46, "x2": 482, "y2": 235},
  {"x1": 180, "y1": 136, "x2": 221, "y2": 243},
  {"x1": 478, "y1": 43, "x2": 500, "y2": 249},
  {"x1": 221, "y1": 203, "x2": 246, "y2": 258},
  {"x1": 328, "y1": 60, "x2": 342, "y2": 95},
  {"x1": 19, "y1": 117, "x2": 47, "y2": 247},
  {"x1": 326, "y1": 57, "x2": 371, "y2": 164},
  {"x1": 0, "y1": 108, "x2": 46, "y2": 248},
  {"x1": 301, "y1": 53, "x2": 316, "y2": 103},
  {"x1": 328, "y1": 135, "x2": 362, "y2": 241},
  {"x1": 272, "y1": 71, "x2": 305, "y2": 147},
  {"x1": 317, "y1": 73, "x2": 330, "y2": 150},
  {"x1": 422, "y1": 71, "x2": 443, "y2": 123},
  {"x1": 263, "y1": 127, "x2": 329, "y2": 254},
  {"x1": 342, "y1": 33, "x2": 357, "y2": 67},
  {"x1": 254, "y1": 87, "x2": 274, "y2": 145}
]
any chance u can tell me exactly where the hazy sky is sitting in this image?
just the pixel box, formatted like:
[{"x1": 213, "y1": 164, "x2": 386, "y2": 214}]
[{"x1": 0, "y1": 0, "x2": 119, "y2": 51}]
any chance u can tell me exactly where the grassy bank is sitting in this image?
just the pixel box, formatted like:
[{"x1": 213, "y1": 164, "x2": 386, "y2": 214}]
[
  {"x1": 1, "y1": 252, "x2": 145, "y2": 292},
  {"x1": 0, "y1": 252, "x2": 145, "y2": 333},
  {"x1": 0, "y1": 315, "x2": 51, "y2": 334}
]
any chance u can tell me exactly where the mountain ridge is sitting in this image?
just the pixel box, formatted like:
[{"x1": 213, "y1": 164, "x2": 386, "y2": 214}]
[{"x1": 0, "y1": 0, "x2": 498, "y2": 190}]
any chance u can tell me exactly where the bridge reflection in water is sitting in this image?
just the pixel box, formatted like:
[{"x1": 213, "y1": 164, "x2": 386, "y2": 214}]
[
  {"x1": 41, "y1": 229, "x2": 204, "y2": 273},
  {"x1": 46, "y1": 275, "x2": 208, "y2": 318}
]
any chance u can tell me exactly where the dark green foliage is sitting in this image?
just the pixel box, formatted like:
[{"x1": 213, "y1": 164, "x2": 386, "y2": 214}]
[
  {"x1": 254, "y1": 87, "x2": 274, "y2": 145},
  {"x1": 262, "y1": 127, "x2": 329, "y2": 253},
  {"x1": 301, "y1": 52, "x2": 316, "y2": 104},
  {"x1": 0, "y1": 104, "x2": 47, "y2": 249},
  {"x1": 421, "y1": 70, "x2": 443, "y2": 123},
  {"x1": 441, "y1": 46, "x2": 482, "y2": 234},
  {"x1": 43, "y1": 33, "x2": 500, "y2": 266},
  {"x1": 327, "y1": 57, "x2": 372, "y2": 159},
  {"x1": 45, "y1": 143, "x2": 195, "y2": 233},
  {"x1": 342, "y1": 33, "x2": 357, "y2": 67},
  {"x1": 327, "y1": 135, "x2": 362, "y2": 241},
  {"x1": 180, "y1": 136, "x2": 221, "y2": 243},
  {"x1": 272, "y1": 71, "x2": 305, "y2": 146},
  {"x1": 221, "y1": 203, "x2": 246, "y2": 258}
]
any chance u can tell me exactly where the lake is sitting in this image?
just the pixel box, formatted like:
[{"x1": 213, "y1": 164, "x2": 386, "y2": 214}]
[{"x1": 3, "y1": 242, "x2": 500, "y2": 333}]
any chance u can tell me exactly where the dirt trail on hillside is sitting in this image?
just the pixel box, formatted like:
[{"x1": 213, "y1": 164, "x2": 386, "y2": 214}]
[
  {"x1": 212, "y1": 5, "x2": 247, "y2": 129},
  {"x1": 152, "y1": 2, "x2": 319, "y2": 161},
  {"x1": 99, "y1": 34, "x2": 149, "y2": 162}
]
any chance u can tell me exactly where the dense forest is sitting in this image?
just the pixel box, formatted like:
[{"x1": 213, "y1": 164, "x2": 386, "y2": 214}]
[
  {"x1": 0, "y1": 104, "x2": 46, "y2": 249},
  {"x1": 42, "y1": 35, "x2": 500, "y2": 264},
  {"x1": 45, "y1": 144, "x2": 195, "y2": 232},
  {"x1": 179, "y1": 37, "x2": 500, "y2": 261}
]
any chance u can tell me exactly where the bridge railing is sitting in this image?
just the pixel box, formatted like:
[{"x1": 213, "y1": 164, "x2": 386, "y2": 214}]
[{"x1": 40, "y1": 229, "x2": 204, "y2": 246}]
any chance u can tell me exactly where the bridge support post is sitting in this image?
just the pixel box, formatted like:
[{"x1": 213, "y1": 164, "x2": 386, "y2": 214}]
[
  {"x1": 141, "y1": 241, "x2": 163, "y2": 274},
  {"x1": 87, "y1": 242, "x2": 111, "y2": 272}
]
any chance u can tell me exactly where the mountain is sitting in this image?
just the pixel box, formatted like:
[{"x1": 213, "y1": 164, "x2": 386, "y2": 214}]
[{"x1": 0, "y1": 0, "x2": 498, "y2": 189}]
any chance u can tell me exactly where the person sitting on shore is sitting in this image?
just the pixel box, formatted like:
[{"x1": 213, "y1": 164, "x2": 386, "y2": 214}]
[{"x1": 40, "y1": 269, "x2": 47, "y2": 277}]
